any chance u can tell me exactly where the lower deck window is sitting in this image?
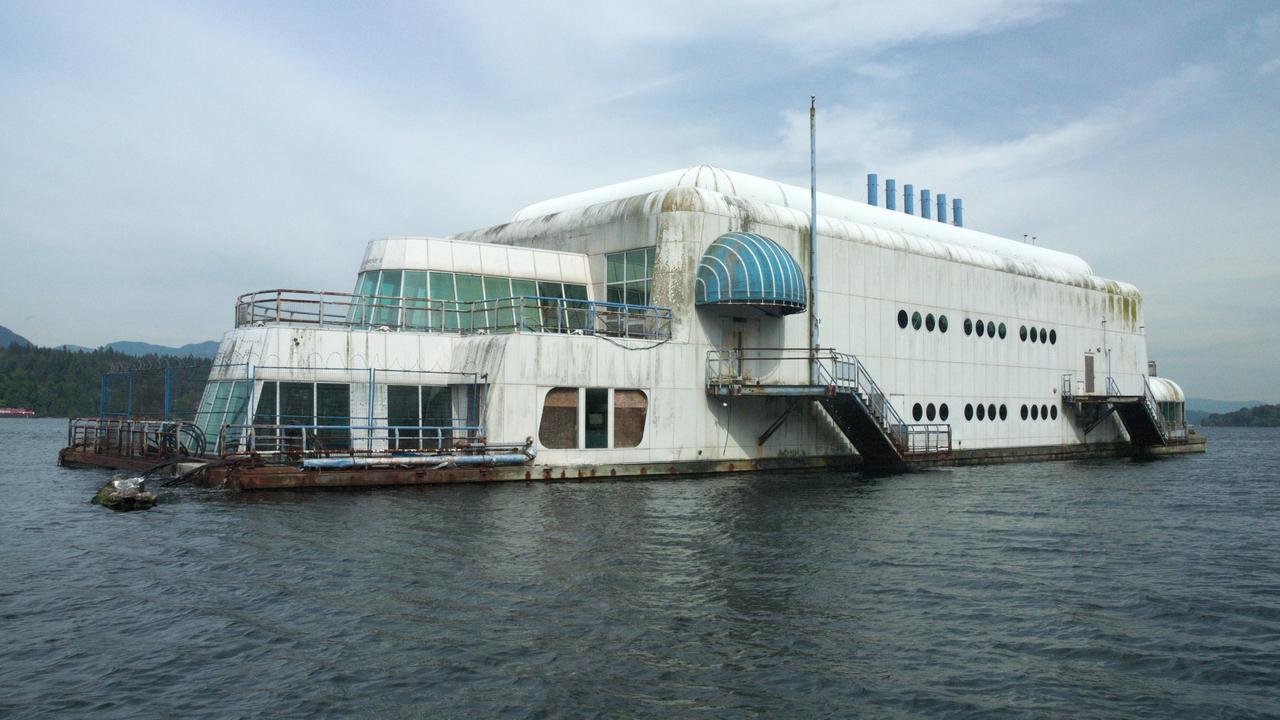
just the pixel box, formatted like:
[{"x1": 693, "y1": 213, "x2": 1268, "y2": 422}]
[
  {"x1": 255, "y1": 381, "x2": 351, "y2": 451},
  {"x1": 194, "y1": 380, "x2": 252, "y2": 450},
  {"x1": 538, "y1": 387, "x2": 647, "y2": 450},
  {"x1": 387, "y1": 385, "x2": 453, "y2": 449}
]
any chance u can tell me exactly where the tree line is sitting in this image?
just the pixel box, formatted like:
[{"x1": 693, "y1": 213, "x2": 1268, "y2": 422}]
[{"x1": 0, "y1": 344, "x2": 212, "y2": 418}]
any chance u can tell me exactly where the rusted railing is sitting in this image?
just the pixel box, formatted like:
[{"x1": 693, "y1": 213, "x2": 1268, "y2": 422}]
[
  {"x1": 235, "y1": 289, "x2": 672, "y2": 340},
  {"x1": 66, "y1": 417, "x2": 207, "y2": 460}
]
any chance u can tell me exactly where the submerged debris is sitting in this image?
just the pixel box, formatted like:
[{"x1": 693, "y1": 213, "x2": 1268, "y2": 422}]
[{"x1": 92, "y1": 476, "x2": 157, "y2": 511}]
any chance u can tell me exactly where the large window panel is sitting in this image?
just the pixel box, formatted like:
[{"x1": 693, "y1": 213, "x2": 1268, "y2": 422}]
[
  {"x1": 614, "y1": 390, "x2": 647, "y2": 448},
  {"x1": 483, "y1": 276, "x2": 514, "y2": 331},
  {"x1": 537, "y1": 281, "x2": 565, "y2": 332},
  {"x1": 510, "y1": 278, "x2": 540, "y2": 330},
  {"x1": 315, "y1": 383, "x2": 350, "y2": 450},
  {"x1": 429, "y1": 271, "x2": 457, "y2": 331},
  {"x1": 563, "y1": 283, "x2": 589, "y2": 330},
  {"x1": 455, "y1": 274, "x2": 484, "y2": 330},
  {"x1": 422, "y1": 386, "x2": 453, "y2": 449},
  {"x1": 387, "y1": 385, "x2": 420, "y2": 449},
  {"x1": 373, "y1": 270, "x2": 403, "y2": 326},
  {"x1": 352, "y1": 271, "x2": 379, "y2": 325},
  {"x1": 402, "y1": 271, "x2": 430, "y2": 331},
  {"x1": 538, "y1": 388, "x2": 578, "y2": 449}
]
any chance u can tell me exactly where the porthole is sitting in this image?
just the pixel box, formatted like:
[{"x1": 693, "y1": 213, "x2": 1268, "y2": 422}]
[
  {"x1": 998, "y1": 323, "x2": 1007, "y2": 339},
  {"x1": 1020, "y1": 325, "x2": 1028, "y2": 342},
  {"x1": 965, "y1": 403, "x2": 974, "y2": 420},
  {"x1": 912, "y1": 311, "x2": 922, "y2": 330},
  {"x1": 940, "y1": 403, "x2": 949, "y2": 421},
  {"x1": 939, "y1": 315, "x2": 949, "y2": 333},
  {"x1": 988, "y1": 403, "x2": 997, "y2": 421},
  {"x1": 1021, "y1": 404, "x2": 1029, "y2": 420},
  {"x1": 1039, "y1": 328, "x2": 1047, "y2": 344},
  {"x1": 898, "y1": 309, "x2": 909, "y2": 329},
  {"x1": 987, "y1": 321, "x2": 996, "y2": 338},
  {"x1": 1049, "y1": 329, "x2": 1057, "y2": 345},
  {"x1": 925, "y1": 313, "x2": 935, "y2": 332},
  {"x1": 1032, "y1": 405, "x2": 1039, "y2": 420},
  {"x1": 926, "y1": 403, "x2": 936, "y2": 421},
  {"x1": 964, "y1": 319, "x2": 973, "y2": 335},
  {"x1": 1041, "y1": 404, "x2": 1049, "y2": 419},
  {"x1": 976, "y1": 403, "x2": 986, "y2": 421},
  {"x1": 976, "y1": 320, "x2": 985, "y2": 337},
  {"x1": 913, "y1": 403, "x2": 923, "y2": 421},
  {"x1": 1050, "y1": 405, "x2": 1059, "y2": 420},
  {"x1": 1030, "y1": 326, "x2": 1038, "y2": 343},
  {"x1": 999, "y1": 404, "x2": 1008, "y2": 420}
]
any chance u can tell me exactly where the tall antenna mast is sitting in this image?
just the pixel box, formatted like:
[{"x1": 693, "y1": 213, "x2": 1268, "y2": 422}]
[{"x1": 809, "y1": 96, "x2": 819, "y2": 379}]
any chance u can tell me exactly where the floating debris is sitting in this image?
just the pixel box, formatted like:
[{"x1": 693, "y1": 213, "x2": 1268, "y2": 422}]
[{"x1": 92, "y1": 476, "x2": 157, "y2": 511}]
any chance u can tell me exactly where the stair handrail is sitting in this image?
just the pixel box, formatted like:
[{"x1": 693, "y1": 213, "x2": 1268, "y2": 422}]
[
  {"x1": 811, "y1": 347, "x2": 925, "y2": 450},
  {"x1": 1141, "y1": 375, "x2": 1172, "y2": 441}
]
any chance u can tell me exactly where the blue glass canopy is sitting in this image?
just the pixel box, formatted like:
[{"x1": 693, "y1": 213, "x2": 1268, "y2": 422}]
[{"x1": 694, "y1": 232, "x2": 807, "y2": 315}]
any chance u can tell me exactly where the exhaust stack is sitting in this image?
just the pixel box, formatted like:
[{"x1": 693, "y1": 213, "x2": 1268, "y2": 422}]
[
  {"x1": 952, "y1": 198, "x2": 963, "y2": 227},
  {"x1": 903, "y1": 184, "x2": 914, "y2": 214},
  {"x1": 936, "y1": 194, "x2": 948, "y2": 224},
  {"x1": 866, "y1": 173, "x2": 879, "y2": 206},
  {"x1": 921, "y1": 189, "x2": 932, "y2": 219},
  {"x1": 885, "y1": 179, "x2": 897, "y2": 211}
]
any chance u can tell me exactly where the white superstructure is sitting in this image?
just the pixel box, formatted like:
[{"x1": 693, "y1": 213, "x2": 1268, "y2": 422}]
[{"x1": 196, "y1": 166, "x2": 1191, "y2": 472}]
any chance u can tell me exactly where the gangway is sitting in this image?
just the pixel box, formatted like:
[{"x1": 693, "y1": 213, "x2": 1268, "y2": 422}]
[{"x1": 706, "y1": 348, "x2": 950, "y2": 472}]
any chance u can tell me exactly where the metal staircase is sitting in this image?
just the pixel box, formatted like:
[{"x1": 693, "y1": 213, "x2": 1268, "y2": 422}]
[
  {"x1": 706, "y1": 348, "x2": 950, "y2": 472},
  {"x1": 1062, "y1": 375, "x2": 1187, "y2": 449}
]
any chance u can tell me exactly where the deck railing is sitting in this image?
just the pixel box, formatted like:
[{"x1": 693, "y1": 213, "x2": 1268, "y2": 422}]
[
  {"x1": 217, "y1": 423, "x2": 485, "y2": 458},
  {"x1": 235, "y1": 289, "x2": 672, "y2": 340},
  {"x1": 66, "y1": 417, "x2": 207, "y2": 460}
]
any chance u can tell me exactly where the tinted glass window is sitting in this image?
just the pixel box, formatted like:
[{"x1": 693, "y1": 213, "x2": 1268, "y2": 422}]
[
  {"x1": 898, "y1": 309, "x2": 909, "y2": 328},
  {"x1": 987, "y1": 321, "x2": 996, "y2": 338},
  {"x1": 976, "y1": 319, "x2": 985, "y2": 337},
  {"x1": 964, "y1": 319, "x2": 973, "y2": 335},
  {"x1": 925, "y1": 313, "x2": 935, "y2": 332},
  {"x1": 1041, "y1": 404, "x2": 1049, "y2": 419},
  {"x1": 976, "y1": 404, "x2": 985, "y2": 420},
  {"x1": 1030, "y1": 326, "x2": 1038, "y2": 343},
  {"x1": 939, "y1": 403, "x2": 949, "y2": 421},
  {"x1": 988, "y1": 404, "x2": 997, "y2": 421},
  {"x1": 999, "y1": 404, "x2": 1007, "y2": 420},
  {"x1": 1021, "y1": 404, "x2": 1029, "y2": 420},
  {"x1": 912, "y1": 312, "x2": 922, "y2": 330},
  {"x1": 1040, "y1": 328, "x2": 1048, "y2": 343},
  {"x1": 939, "y1": 315, "x2": 948, "y2": 333},
  {"x1": 1020, "y1": 325, "x2": 1028, "y2": 341},
  {"x1": 1050, "y1": 329, "x2": 1057, "y2": 345},
  {"x1": 926, "y1": 403, "x2": 936, "y2": 421},
  {"x1": 913, "y1": 403, "x2": 923, "y2": 421},
  {"x1": 585, "y1": 388, "x2": 609, "y2": 449},
  {"x1": 1050, "y1": 405, "x2": 1058, "y2": 420},
  {"x1": 965, "y1": 403, "x2": 973, "y2": 420},
  {"x1": 1032, "y1": 405, "x2": 1039, "y2": 420},
  {"x1": 998, "y1": 323, "x2": 1007, "y2": 339}
]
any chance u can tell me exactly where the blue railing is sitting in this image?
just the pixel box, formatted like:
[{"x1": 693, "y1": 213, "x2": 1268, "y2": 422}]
[{"x1": 236, "y1": 289, "x2": 672, "y2": 340}]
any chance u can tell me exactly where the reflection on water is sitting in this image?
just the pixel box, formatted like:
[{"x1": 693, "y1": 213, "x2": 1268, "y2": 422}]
[{"x1": 1, "y1": 419, "x2": 1278, "y2": 718}]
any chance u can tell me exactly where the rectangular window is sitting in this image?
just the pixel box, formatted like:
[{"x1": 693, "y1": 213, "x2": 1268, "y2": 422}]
[
  {"x1": 352, "y1": 271, "x2": 379, "y2": 325},
  {"x1": 584, "y1": 388, "x2": 609, "y2": 449},
  {"x1": 315, "y1": 383, "x2": 350, "y2": 450},
  {"x1": 429, "y1": 271, "x2": 457, "y2": 331},
  {"x1": 373, "y1": 270, "x2": 403, "y2": 327},
  {"x1": 605, "y1": 247, "x2": 655, "y2": 307},
  {"x1": 510, "y1": 278, "x2": 540, "y2": 330},
  {"x1": 422, "y1": 386, "x2": 453, "y2": 449},
  {"x1": 387, "y1": 385, "x2": 420, "y2": 449},
  {"x1": 483, "y1": 276, "x2": 514, "y2": 331},
  {"x1": 402, "y1": 271, "x2": 430, "y2": 331},
  {"x1": 194, "y1": 380, "x2": 252, "y2": 451},
  {"x1": 537, "y1": 281, "x2": 565, "y2": 332},
  {"x1": 563, "y1": 283, "x2": 589, "y2": 330},
  {"x1": 455, "y1": 274, "x2": 484, "y2": 330}
]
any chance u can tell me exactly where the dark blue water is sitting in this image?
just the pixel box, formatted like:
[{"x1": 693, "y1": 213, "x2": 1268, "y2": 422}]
[{"x1": 1, "y1": 419, "x2": 1277, "y2": 718}]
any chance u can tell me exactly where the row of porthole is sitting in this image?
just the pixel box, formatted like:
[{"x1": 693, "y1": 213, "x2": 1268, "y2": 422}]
[
  {"x1": 1021, "y1": 403, "x2": 1059, "y2": 420},
  {"x1": 1020, "y1": 325, "x2": 1057, "y2": 344},
  {"x1": 964, "y1": 319, "x2": 1006, "y2": 339},
  {"x1": 897, "y1": 310, "x2": 949, "y2": 333},
  {"x1": 911, "y1": 402, "x2": 951, "y2": 421}
]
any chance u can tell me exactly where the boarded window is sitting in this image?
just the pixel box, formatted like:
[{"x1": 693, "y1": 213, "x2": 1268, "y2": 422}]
[
  {"x1": 539, "y1": 388, "x2": 578, "y2": 449},
  {"x1": 614, "y1": 390, "x2": 647, "y2": 448}
]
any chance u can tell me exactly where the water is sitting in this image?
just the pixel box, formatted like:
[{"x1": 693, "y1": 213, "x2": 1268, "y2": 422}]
[{"x1": 1, "y1": 419, "x2": 1278, "y2": 719}]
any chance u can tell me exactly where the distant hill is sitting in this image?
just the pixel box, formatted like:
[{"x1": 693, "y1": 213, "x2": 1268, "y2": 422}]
[
  {"x1": 1202, "y1": 404, "x2": 1280, "y2": 427},
  {"x1": 0, "y1": 324, "x2": 32, "y2": 348},
  {"x1": 1186, "y1": 398, "x2": 1266, "y2": 414},
  {"x1": 105, "y1": 340, "x2": 219, "y2": 358}
]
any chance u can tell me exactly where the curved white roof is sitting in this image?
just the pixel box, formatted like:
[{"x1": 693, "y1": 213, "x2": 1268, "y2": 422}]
[
  {"x1": 1148, "y1": 377, "x2": 1186, "y2": 404},
  {"x1": 360, "y1": 236, "x2": 591, "y2": 285},
  {"x1": 513, "y1": 165, "x2": 1093, "y2": 277}
]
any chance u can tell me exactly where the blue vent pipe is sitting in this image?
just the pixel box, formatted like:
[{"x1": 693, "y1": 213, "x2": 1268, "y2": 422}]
[
  {"x1": 866, "y1": 173, "x2": 878, "y2": 206},
  {"x1": 885, "y1": 179, "x2": 896, "y2": 211},
  {"x1": 903, "y1": 184, "x2": 914, "y2": 214},
  {"x1": 921, "y1": 189, "x2": 932, "y2": 219},
  {"x1": 937, "y1": 193, "x2": 948, "y2": 224},
  {"x1": 953, "y1": 198, "x2": 963, "y2": 227}
]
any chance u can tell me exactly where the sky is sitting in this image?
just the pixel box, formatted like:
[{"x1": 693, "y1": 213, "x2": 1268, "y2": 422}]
[{"x1": 1, "y1": 0, "x2": 1277, "y2": 401}]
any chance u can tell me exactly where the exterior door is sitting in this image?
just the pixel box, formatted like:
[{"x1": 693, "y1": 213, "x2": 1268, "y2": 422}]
[{"x1": 1084, "y1": 354, "x2": 1095, "y2": 394}]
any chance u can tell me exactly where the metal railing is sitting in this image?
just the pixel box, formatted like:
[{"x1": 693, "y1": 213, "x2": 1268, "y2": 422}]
[
  {"x1": 217, "y1": 423, "x2": 485, "y2": 458},
  {"x1": 66, "y1": 417, "x2": 207, "y2": 459},
  {"x1": 1142, "y1": 377, "x2": 1187, "y2": 442},
  {"x1": 235, "y1": 289, "x2": 672, "y2": 340},
  {"x1": 705, "y1": 347, "x2": 951, "y2": 456}
]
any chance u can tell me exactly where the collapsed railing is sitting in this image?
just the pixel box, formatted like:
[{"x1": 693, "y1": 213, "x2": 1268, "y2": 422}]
[
  {"x1": 236, "y1": 289, "x2": 673, "y2": 340},
  {"x1": 65, "y1": 417, "x2": 207, "y2": 460},
  {"x1": 705, "y1": 347, "x2": 951, "y2": 457}
]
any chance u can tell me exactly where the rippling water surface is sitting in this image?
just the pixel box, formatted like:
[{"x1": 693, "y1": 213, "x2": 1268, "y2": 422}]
[{"x1": 2, "y1": 419, "x2": 1278, "y2": 718}]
